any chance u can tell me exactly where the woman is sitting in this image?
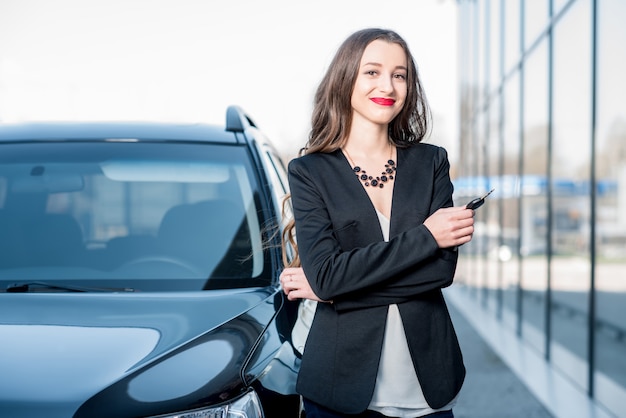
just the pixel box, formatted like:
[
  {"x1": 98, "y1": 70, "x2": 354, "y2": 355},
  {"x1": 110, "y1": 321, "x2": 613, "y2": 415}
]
[{"x1": 280, "y1": 28, "x2": 475, "y2": 418}]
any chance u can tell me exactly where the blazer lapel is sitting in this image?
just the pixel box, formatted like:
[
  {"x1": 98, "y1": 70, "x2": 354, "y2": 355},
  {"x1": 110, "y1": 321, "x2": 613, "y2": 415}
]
[
  {"x1": 389, "y1": 146, "x2": 428, "y2": 238},
  {"x1": 332, "y1": 149, "x2": 387, "y2": 242}
]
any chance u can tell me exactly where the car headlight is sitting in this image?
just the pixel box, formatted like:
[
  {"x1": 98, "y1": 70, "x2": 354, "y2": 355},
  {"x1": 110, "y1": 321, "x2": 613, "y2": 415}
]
[{"x1": 150, "y1": 390, "x2": 264, "y2": 418}]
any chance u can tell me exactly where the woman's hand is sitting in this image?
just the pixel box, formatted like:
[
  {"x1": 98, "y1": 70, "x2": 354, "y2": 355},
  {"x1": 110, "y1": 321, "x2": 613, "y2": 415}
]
[
  {"x1": 280, "y1": 267, "x2": 327, "y2": 302},
  {"x1": 423, "y1": 206, "x2": 475, "y2": 248}
]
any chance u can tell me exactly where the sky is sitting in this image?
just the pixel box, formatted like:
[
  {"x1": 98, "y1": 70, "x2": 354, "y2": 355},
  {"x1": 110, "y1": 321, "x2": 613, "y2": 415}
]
[{"x1": 0, "y1": 0, "x2": 459, "y2": 159}]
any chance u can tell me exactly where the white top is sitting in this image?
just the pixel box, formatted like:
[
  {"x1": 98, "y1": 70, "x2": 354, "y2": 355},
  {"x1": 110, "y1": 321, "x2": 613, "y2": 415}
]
[{"x1": 368, "y1": 210, "x2": 456, "y2": 417}]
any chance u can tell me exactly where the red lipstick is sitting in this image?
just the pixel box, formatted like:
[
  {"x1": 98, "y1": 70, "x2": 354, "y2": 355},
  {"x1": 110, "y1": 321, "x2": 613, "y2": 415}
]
[{"x1": 371, "y1": 97, "x2": 395, "y2": 106}]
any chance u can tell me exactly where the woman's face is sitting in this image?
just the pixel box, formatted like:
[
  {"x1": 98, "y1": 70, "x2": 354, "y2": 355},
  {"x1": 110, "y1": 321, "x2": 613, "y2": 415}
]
[{"x1": 350, "y1": 39, "x2": 408, "y2": 128}]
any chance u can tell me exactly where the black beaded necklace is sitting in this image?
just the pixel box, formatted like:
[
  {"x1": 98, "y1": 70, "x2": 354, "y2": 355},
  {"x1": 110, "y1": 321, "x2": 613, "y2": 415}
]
[{"x1": 343, "y1": 146, "x2": 397, "y2": 188}]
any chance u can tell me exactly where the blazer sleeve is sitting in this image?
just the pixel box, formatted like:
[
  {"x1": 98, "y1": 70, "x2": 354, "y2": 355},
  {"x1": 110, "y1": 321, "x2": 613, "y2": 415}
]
[
  {"x1": 288, "y1": 146, "x2": 457, "y2": 311},
  {"x1": 331, "y1": 248, "x2": 457, "y2": 311}
]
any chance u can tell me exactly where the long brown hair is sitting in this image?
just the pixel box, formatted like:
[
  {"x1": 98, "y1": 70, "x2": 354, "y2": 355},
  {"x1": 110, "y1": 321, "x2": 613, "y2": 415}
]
[{"x1": 281, "y1": 28, "x2": 432, "y2": 267}]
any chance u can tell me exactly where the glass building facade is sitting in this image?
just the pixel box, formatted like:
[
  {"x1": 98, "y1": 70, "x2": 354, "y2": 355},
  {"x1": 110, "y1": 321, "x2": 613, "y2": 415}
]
[{"x1": 454, "y1": 1, "x2": 626, "y2": 416}]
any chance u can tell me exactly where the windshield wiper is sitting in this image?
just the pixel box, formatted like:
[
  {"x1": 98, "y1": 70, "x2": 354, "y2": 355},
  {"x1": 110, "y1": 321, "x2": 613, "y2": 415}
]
[{"x1": 5, "y1": 281, "x2": 135, "y2": 293}]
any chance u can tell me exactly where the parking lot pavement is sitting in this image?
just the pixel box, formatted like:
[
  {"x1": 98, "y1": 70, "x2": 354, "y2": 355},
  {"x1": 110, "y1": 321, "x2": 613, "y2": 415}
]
[{"x1": 447, "y1": 302, "x2": 554, "y2": 418}]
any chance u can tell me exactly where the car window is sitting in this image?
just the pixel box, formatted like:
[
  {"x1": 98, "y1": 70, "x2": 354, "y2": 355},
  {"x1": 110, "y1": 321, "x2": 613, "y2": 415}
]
[
  {"x1": 258, "y1": 147, "x2": 296, "y2": 264},
  {"x1": 0, "y1": 142, "x2": 271, "y2": 291}
]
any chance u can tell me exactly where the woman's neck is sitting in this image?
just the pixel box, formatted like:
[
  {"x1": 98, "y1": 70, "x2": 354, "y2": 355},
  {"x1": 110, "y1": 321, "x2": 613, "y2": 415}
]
[
  {"x1": 345, "y1": 114, "x2": 392, "y2": 151},
  {"x1": 344, "y1": 127, "x2": 391, "y2": 158}
]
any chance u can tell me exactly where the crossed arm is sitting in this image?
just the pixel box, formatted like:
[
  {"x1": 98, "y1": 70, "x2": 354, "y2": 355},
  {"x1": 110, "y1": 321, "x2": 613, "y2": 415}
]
[{"x1": 281, "y1": 205, "x2": 474, "y2": 308}]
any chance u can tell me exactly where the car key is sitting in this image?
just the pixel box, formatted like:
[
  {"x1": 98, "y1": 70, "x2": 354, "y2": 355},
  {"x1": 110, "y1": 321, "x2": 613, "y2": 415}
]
[{"x1": 466, "y1": 188, "x2": 495, "y2": 210}]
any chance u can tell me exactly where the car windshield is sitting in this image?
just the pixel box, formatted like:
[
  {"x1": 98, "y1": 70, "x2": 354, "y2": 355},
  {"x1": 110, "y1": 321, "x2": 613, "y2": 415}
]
[{"x1": 0, "y1": 141, "x2": 271, "y2": 291}]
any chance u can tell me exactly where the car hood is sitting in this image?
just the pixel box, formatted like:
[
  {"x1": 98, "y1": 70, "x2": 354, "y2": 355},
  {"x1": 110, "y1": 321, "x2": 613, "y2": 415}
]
[{"x1": 0, "y1": 288, "x2": 281, "y2": 417}]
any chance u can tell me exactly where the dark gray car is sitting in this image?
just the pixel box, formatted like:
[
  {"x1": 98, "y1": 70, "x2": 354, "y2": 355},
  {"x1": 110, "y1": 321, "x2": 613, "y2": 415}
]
[{"x1": 0, "y1": 107, "x2": 301, "y2": 417}]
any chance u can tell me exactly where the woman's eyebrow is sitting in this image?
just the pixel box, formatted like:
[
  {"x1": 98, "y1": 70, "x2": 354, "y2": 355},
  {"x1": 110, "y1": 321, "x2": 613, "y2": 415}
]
[
  {"x1": 362, "y1": 61, "x2": 383, "y2": 67},
  {"x1": 362, "y1": 62, "x2": 408, "y2": 71}
]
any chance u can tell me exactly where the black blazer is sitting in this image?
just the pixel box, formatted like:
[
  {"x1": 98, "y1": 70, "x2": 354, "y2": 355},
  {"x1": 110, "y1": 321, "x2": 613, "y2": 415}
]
[{"x1": 287, "y1": 143, "x2": 465, "y2": 414}]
